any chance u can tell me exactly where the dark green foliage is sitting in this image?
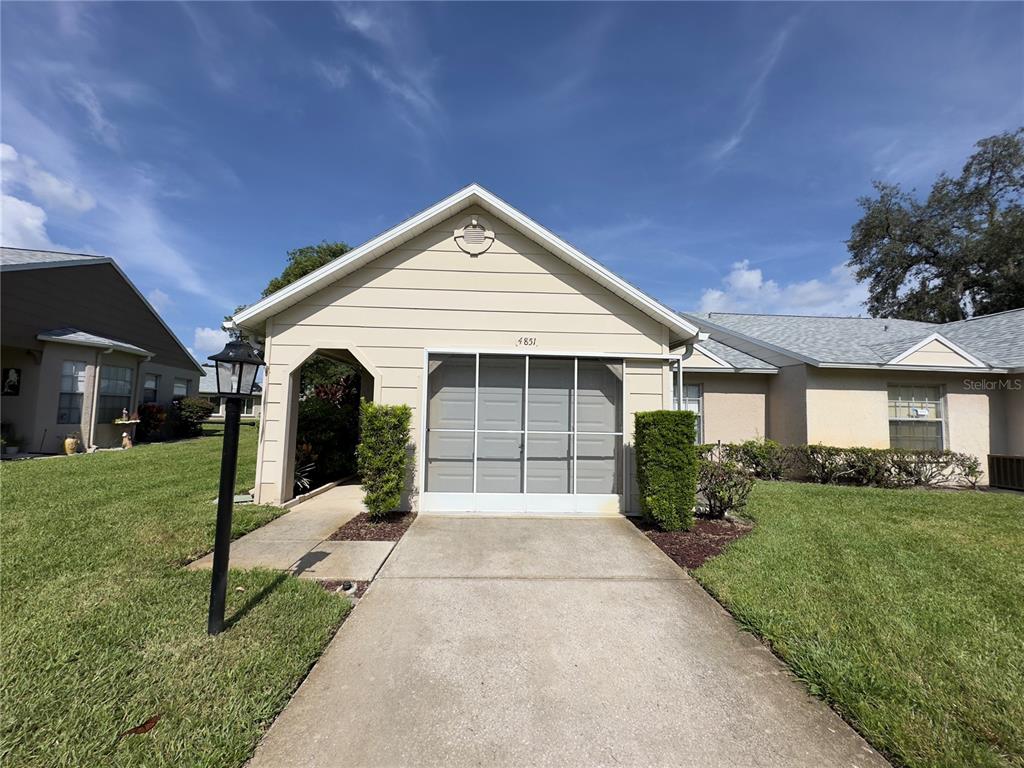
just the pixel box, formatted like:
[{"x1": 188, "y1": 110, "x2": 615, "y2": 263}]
[
  {"x1": 168, "y1": 397, "x2": 215, "y2": 439},
  {"x1": 699, "y1": 453, "x2": 755, "y2": 519},
  {"x1": 634, "y1": 410, "x2": 698, "y2": 531},
  {"x1": 136, "y1": 402, "x2": 168, "y2": 442},
  {"x1": 262, "y1": 242, "x2": 351, "y2": 298},
  {"x1": 847, "y1": 128, "x2": 1024, "y2": 322},
  {"x1": 357, "y1": 401, "x2": 412, "y2": 519},
  {"x1": 788, "y1": 444, "x2": 983, "y2": 488},
  {"x1": 722, "y1": 439, "x2": 788, "y2": 480},
  {"x1": 294, "y1": 375, "x2": 361, "y2": 493}
]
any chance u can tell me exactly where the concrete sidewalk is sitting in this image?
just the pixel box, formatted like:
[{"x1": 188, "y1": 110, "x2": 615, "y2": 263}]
[
  {"x1": 247, "y1": 516, "x2": 889, "y2": 768},
  {"x1": 187, "y1": 484, "x2": 393, "y2": 581}
]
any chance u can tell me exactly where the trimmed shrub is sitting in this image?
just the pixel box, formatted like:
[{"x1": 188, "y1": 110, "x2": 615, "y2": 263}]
[
  {"x1": 723, "y1": 439, "x2": 788, "y2": 480},
  {"x1": 357, "y1": 401, "x2": 412, "y2": 519},
  {"x1": 786, "y1": 443, "x2": 982, "y2": 489},
  {"x1": 167, "y1": 397, "x2": 214, "y2": 439},
  {"x1": 634, "y1": 410, "x2": 698, "y2": 531},
  {"x1": 699, "y1": 453, "x2": 755, "y2": 519}
]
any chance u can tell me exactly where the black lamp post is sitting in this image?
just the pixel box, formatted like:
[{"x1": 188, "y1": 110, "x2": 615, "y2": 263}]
[{"x1": 207, "y1": 338, "x2": 265, "y2": 635}]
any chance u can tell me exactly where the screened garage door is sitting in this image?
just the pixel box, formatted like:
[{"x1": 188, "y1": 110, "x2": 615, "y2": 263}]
[{"x1": 421, "y1": 353, "x2": 624, "y2": 514}]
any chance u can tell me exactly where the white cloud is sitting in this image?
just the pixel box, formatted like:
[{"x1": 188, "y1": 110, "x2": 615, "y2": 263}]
[
  {"x1": 699, "y1": 260, "x2": 868, "y2": 316},
  {"x1": 313, "y1": 62, "x2": 351, "y2": 90},
  {"x1": 1, "y1": 143, "x2": 96, "y2": 212},
  {"x1": 192, "y1": 326, "x2": 229, "y2": 360},
  {"x1": 146, "y1": 288, "x2": 173, "y2": 314},
  {"x1": 64, "y1": 81, "x2": 120, "y2": 150},
  {"x1": 709, "y1": 15, "x2": 799, "y2": 162},
  {"x1": 0, "y1": 194, "x2": 57, "y2": 249}
]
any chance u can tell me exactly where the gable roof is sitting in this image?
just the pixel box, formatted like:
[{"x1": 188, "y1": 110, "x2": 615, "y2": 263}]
[
  {"x1": 232, "y1": 184, "x2": 700, "y2": 344},
  {"x1": 37, "y1": 328, "x2": 152, "y2": 357},
  {"x1": 937, "y1": 308, "x2": 1024, "y2": 369},
  {"x1": 681, "y1": 338, "x2": 777, "y2": 373},
  {"x1": 1, "y1": 246, "x2": 203, "y2": 374},
  {"x1": 682, "y1": 310, "x2": 1022, "y2": 372},
  {"x1": 1, "y1": 246, "x2": 110, "y2": 271}
]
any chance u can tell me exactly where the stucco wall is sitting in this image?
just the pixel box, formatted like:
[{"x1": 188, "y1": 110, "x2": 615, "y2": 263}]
[
  {"x1": 1003, "y1": 378, "x2": 1024, "y2": 455},
  {"x1": 684, "y1": 373, "x2": 769, "y2": 444},
  {"x1": 766, "y1": 365, "x2": 807, "y2": 445},
  {"x1": 255, "y1": 206, "x2": 671, "y2": 508},
  {"x1": 805, "y1": 368, "x2": 999, "y2": 477}
]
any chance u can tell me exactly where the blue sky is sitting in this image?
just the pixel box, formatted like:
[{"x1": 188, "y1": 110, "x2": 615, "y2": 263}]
[{"x1": 2, "y1": 2, "x2": 1021, "y2": 360}]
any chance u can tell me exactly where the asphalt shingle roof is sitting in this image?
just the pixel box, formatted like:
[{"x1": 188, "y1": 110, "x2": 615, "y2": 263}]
[
  {"x1": 37, "y1": 328, "x2": 152, "y2": 357},
  {"x1": 0, "y1": 246, "x2": 108, "y2": 269},
  {"x1": 683, "y1": 309, "x2": 1024, "y2": 370},
  {"x1": 696, "y1": 338, "x2": 776, "y2": 370}
]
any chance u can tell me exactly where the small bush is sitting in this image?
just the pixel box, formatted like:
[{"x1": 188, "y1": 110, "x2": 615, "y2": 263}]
[
  {"x1": 699, "y1": 448, "x2": 755, "y2": 519},
  {"x1": 136, "y1": 403, "x2": 168, "y2": 442},
  {"x1": 786, "y1": 443, "x2": 982, "y2": 489},
  {"x1": 634, "y1": 410, "x2": 698, "y2": 531},
  {"x1": 169, "y1": 397, "x2": 215, "y2": 438},
  {"x1": 357, "y1": 401, "x2": 412, "y2": 519},
  {"x1": 723, "y1": 439, "x2": 788, "y2": 480}
]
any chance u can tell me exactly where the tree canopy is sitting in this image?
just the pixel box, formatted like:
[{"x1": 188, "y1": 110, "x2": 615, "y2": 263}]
[
  {"x1": 847, "y1": 128, "x2": 1024, "y2": 322},
  {"x1": 260, "y1": 241, "x2": 351, "y2": 298}
]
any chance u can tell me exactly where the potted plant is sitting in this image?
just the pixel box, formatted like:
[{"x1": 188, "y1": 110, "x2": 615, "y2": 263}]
[{"x1": 3, "y1": 431, "x2": 21, "y2": 456}]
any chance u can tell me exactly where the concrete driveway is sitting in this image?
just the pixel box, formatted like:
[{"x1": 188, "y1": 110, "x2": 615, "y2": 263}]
[{"x1": 248, "y1": 516, "x2": 888, "y2": 768}]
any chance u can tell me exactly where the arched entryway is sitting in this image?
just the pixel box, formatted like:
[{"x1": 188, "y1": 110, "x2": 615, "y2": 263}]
[{"x1": 281, "y1": 347, "x2": 378, "y2": 502}]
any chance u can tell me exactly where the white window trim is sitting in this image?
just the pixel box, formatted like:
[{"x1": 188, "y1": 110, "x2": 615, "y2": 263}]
[{"x1": 887, "y1": 383, "x2": 948, "y2": 450}]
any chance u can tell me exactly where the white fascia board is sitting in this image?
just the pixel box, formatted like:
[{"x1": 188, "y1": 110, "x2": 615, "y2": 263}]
[
  {"x1": 817, "y1": 362, "x2": 1007, "y2": 374},
  {"x1": 233, "y1": 184, "x2": 699, "y2": 341},
  {"x1": 885, "y1": 332, "x2": 989, "y2": 368},
  {"x1": 689, "y1": 343, "x2": 732, "y2": 368},
  {"x1": 683, "y1": 367, "x2": 778, "y2": 375}
]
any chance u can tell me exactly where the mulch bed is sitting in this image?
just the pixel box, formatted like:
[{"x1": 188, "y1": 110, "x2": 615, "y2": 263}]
[
  {"x1": 318, "y1": 580, "x2": 370, "y2": 599},
  {"x1": 328, "y1": 512, "x2": 416, "y2": 542},
  {"x1": 632, "y1": 517, "x2": 753, "y2": 570}
]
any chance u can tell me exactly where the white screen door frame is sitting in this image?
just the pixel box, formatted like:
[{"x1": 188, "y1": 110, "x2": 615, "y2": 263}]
[{"x1": 420, "y1": 348, "x2": 674, "y2": 516}]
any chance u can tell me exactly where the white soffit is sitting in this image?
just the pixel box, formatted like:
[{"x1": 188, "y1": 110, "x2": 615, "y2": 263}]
[{"x1": 233, "y1": 184, "x2": 699, "y2": 341}]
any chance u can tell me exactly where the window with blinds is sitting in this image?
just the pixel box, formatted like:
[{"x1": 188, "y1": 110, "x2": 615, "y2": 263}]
[{"x1": 888, "y1": 384, "x2": 944, "y2": 451}]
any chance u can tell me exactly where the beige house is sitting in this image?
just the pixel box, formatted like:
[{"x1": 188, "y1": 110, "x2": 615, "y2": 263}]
[
  {"x1": 233, "y1": 185, "x2": 702, "y2": 513},
  {"x1": 233, "y1": 185, "x2": 1023, "y2": 510},
  {"x1": 678, "y1": 310, "x2": 1024, "y2": 477},
  {"x1": 1, "y1": 247, "x2": 203, "y2": 453}
]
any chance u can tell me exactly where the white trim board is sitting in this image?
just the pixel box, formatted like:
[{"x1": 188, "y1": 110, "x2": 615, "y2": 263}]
[
  {"x1": 233, "y1": 184, "x2": 700, "y2": 344},
  {"x1": 885, "y1": 333, "x2": 988, "y2": 368}
]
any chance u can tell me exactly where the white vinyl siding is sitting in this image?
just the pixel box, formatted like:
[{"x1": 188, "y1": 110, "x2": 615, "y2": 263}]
[{"x1": 888, "y1": 384, "x2": 944, "y2": 451}]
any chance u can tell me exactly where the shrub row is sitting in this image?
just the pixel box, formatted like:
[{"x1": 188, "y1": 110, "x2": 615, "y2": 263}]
[
  {"x1": 697, "y1": 439, "x2": 983, "y2": 489},
  {"x1": 137, "y1": 397, "x2": 214, "y2": 442}
]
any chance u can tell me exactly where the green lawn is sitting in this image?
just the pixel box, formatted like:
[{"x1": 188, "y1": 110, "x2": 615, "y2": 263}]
[
  {"x1": 0, "y1": 426, "x2": 350, "y2": 767},
  {"x1": 696, "y1": 482, "x2": 1024, "y2": 768}
]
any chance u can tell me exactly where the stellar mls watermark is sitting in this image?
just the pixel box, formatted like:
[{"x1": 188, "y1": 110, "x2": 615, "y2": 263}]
[{"x1": 962, "y1": 378, "x2": 1022, "y2": 391}]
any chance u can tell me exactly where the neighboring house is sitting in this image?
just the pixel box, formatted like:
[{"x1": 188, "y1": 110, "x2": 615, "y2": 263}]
[
  {"x1": 678, "y1": 310, "x2": 1024, "y2": 473},
  {"x1": 230, "y1": 185, "x2": 1022, "y2": 510},
  {"x1": 197, "y1": 363, "x2": 262, "y2": 421},
  {"x1": 1, "y1": 247, "x2": 203, "y2": 453}
]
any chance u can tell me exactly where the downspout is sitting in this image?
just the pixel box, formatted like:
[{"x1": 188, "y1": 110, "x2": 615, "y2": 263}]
[{"x1": 674, "y1": 332, "x2": 710, "y2": 409}]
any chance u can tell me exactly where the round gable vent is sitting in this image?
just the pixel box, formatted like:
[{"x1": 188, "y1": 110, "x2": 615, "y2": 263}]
[{"x1": 454, "y1": 215, "x2": 495, "y2": 256}]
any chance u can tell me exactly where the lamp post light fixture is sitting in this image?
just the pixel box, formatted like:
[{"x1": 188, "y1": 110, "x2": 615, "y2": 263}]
[{"x1": 207, "y1": 338, "x2": 265, "y2": 635}]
